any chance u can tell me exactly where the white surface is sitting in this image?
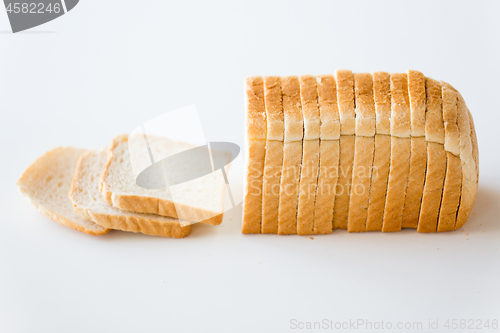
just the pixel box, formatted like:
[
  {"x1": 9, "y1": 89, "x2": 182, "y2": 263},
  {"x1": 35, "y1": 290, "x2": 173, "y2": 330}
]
[{"x1": 1, "y1": 1, "x2": 499, "y2": 332}]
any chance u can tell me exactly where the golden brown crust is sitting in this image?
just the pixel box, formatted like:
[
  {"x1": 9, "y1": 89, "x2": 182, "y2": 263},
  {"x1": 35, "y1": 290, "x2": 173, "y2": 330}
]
[
  {"x1": 336, "y1": 70, "x2": 355, "y2": 135},
  {"x1": 282, "y1": 76, "x2": 304, "y2": 142},
  {"x1": 300, "y1": 75, "x2": 320, "y2": 140},
  {"x1": 441, "y1": 83, "x2": 461, "y2": 157},
  {"x1": 317, "y1": 75, "x2": 340, "y2": 140},
  {"x1": 408, "y1": 70, "x2": 426, "y2": 137},
  {"x1": 264, "y1": 76, "x2": 284, "y2": 141},
  {"x1": 262, "y1": 140, "x2": 283, "y2": 234},
  {"x1": 418, "y1": 142, "x2": 447, "y2": 232},
  {"x1": 390, "y1": 73, "x2": 411, "y2": 137},
  {"x1": 373, "y1": 72, "x2": 391, "y2": 135},
  {"x1": 424, "y1": 78, "x2": 445, "y2": 144},
  {"x1": 353, "y1": 73, "x2": 376, "y2": 137},
  {"x1": 245, "y1": 76, "x2": 267, "y2": 140},
  {"x1": 297, "y1": 139, "x2": 320, "y2": 235},
  {"x1": 88, "y1": 211, "x2": 190, "y2": 238}
]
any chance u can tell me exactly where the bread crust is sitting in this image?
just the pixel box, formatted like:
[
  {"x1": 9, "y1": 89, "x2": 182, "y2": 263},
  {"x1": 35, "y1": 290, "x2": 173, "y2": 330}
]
[
  {"x1": 390, "y1": 73, "x2": 411, "y2": 137},
  {"x1": 437, "y1": 152, "x2": 462, "y2": 231},
  {"x1": 424, "y1": 78, "x2": 445, "y2": 144},
  {"x1": 353, "y1": 73, "x2": 376, "y2": 137},
  {"x1": 242, "y1": 139, "x2": 266, "y2": 233},
  {"x1": 408, "y1": 70, "x2": 426, "y2": 137},
  {"x1": 317, "y1": 75, "x2": 340, "y2": 140},
  {"x1": 336, "y1": 70, "x2": 356, "y2": 135},
  {"x1": 245, "y1": 76, "x2": 267, "y2": 140},
  {"x1": 373, "y1": 72, "x2": 391, "y2": 135}
]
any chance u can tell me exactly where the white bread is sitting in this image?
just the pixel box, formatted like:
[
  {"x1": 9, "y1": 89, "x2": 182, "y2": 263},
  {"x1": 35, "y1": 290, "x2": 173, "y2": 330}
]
[
  {"x1": 312, "y1": 75, "x2": 340, "y2": 234},
  {"x1": 348, "y1": 73, "x2": 375, "y2": 232},
  {"x1": 70, "y1": 150, "x2": 191, "y2": 238},
  {"x1": 262, "y1": 76, "x2": 284, "y2": 233},
  {"x1": 297, "y1": 75, "x2": 320, "y2": 235},
  {"x1": 243, "y1": 77, "x2": 266, "y2": 233},
  {"x1": 101, "y1": 135, "x2": 226, "y2": 225},
  {"x1": 17, "y1": 147, "x2": 109, "y2": 236},
  {"x1": 278, "y1": 76, "x2": 303, "y2": 234},
  {"x1": 243, "y1": 72, "x2": 479, "y2": 234}
]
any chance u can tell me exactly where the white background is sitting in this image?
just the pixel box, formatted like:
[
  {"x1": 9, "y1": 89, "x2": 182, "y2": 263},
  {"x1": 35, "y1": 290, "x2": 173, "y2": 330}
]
[{"x1": 1, "y1": 1, "x2": 499, "y2": 332}]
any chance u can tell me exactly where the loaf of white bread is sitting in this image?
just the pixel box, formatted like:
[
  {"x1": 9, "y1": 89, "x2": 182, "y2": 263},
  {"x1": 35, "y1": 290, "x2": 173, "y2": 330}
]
[
  {"x1": 242, "y1": 71, "x2": 479, "y2": 234},
  {"x1": 17, "y1": 135, "x2": 227, "y2": 238}
]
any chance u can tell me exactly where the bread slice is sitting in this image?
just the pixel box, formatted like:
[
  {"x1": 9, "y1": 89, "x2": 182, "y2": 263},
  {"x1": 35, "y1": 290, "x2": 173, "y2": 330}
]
[
  {"x1": 262, "y1": 76, "x2": 284, "y2": 233},
  {"x1": 297, "y1": 75, "x2": 320, "y2": 235},
  {"x1": 312, "y1": 75, "x2": 340, "y2": 234},
  {"x1": 455, "y1": 93, "x2": 478, "y2": 229},
  {"x1": 348, "y1": 73, "x2": 375, "y2": 232},
  {"x1": 242, "y1": 77, "x2": 267, "y2": 233},
  {"x1": 17, "y1": 147, "x2": 109, "y2": 236},
  {"x1": 101, "y1": 135, "x2": 226, "y2": 225},
  {"x1": 418, "y1": 142, "x2": 447, "y2": 232},
  {"x1": 436, "y1": 85, "x2": 462, "y2": 231},
  {"x1": 424, "y1": 78, "x2": 445, "y2": 144},
  {"x1": 333, "y1": 70, "x2": 356, "y2": 230},
  {"x1": 401, "y1": 71, "x2": 427, "y2": 228},
  {"x1": 70, "y1": 150, "x2": 191, "y2": 238},
  {"x1": 382, "y1": 73, "x2": 411, "y2": 231},
  {"x1": 278, "y1": 76, "x2": 303, "y2": 234},
  {"x1": 373, "y1": 72, "x2": 391, "y2": 135},
  {"x1": 336, "y1": 70, "x2": 356, "y2": 135},
  {"x1": 407, "y1": 70, "x2": 426, "y2": 137},
  {"x1": 365, "y1": 72, "x2": 392, "y2": 231}
]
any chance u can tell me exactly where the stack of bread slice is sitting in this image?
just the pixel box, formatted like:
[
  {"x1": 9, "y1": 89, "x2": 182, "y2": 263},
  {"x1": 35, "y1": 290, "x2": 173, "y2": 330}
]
[
  {"x1": 242, "y1": 71, "x2": 479, "y2": 234},
  {"x1": 17, "y1": 135, "x2": 227, "y2": 238}
]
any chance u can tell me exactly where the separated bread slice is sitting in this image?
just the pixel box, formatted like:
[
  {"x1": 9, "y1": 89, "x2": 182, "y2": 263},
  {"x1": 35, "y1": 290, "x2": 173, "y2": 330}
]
[
  {"x1": 262, "y1": 76, "x2": 284, "y2": 233},
  {"x1": 297, "y1": 75, "x2": 320, "y2": 235},
  {"x1": 278, "y1": 76, "x2": 303, "y2": 234},
  {"x1": 401, "y1": 71, "x2": 427, "y2": 228},
  {"x1": 333, "y1": 70, "x2": 356, "y2": 230},
  {"x1": 101, "y1": 135, "x2": 226, "y2": 226},
  {"x1": 70, "y1": 150, "x2": 191, "y2": 238},
  {"x1": 17, "y1": 147, "x2": 109, "y2": 235},
  {"x1": 348, "y1": 73, "x2": 375, "y2": 232},
  {"x1": 382, "y1": 73, "x2": 411, "y2": 232},
  {"x1": 243, "y1": 77, "x2": 267, "y2": 233},
  {"x1": 437, "y1": 85, "x2": 462, "y2": 231},
  {"x1": 365, "y1": 72, "x2": 392, "y2": 231},
  {"x1": 312, "y1": 75, "x2": 340, "y2": 234}
]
